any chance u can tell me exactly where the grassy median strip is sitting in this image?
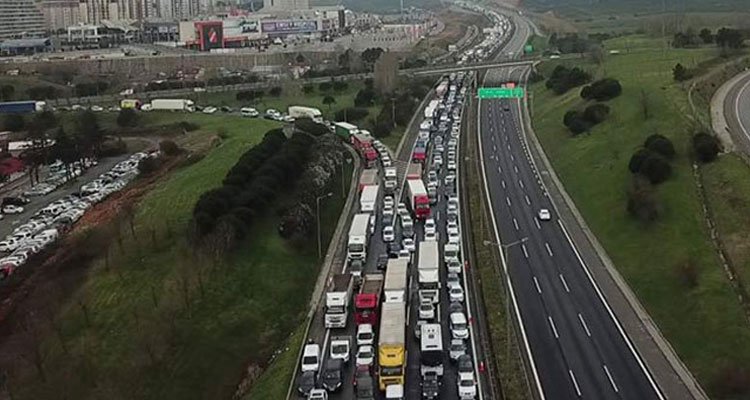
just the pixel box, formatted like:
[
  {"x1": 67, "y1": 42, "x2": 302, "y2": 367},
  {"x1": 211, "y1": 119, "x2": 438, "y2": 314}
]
[
  {"x1": 530, "y1": 35, "x2": 750, "y2": 395},
  {"x1": 8, "y1": 115, "x2": 351, "y2": 400}
]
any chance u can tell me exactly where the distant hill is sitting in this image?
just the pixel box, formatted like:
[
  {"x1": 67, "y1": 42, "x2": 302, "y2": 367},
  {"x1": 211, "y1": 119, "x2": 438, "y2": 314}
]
[
  {"x1": 526, "y1": 0, "x2": 748, "y2": 14},
  {"x1": 312, "y1": 0, "x2": 438, "y2": 13}
]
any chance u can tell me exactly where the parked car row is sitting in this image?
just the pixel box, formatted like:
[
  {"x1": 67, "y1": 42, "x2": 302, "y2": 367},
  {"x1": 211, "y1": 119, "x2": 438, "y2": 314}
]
[{"x1": 0, "y1": 152, "x2": 153, "y2": 280}]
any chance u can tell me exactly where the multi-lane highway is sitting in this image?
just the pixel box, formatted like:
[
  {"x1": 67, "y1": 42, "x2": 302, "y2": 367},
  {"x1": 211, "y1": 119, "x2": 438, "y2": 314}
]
[
  {"x1": 722, "y1": 71, "x2": 750, "y2": 153},
  {"x1": 476, "y1": 14, "x2": 665, "y2": 398}
]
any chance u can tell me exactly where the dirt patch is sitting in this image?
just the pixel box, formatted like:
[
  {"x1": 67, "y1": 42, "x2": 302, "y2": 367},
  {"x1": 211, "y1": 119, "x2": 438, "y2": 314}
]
[{"x1": 533, "y1": 10, "x2": 579, "y2": 33}]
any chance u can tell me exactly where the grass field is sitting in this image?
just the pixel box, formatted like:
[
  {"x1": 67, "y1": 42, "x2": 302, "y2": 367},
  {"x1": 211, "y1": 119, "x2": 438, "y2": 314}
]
[
  {"x1": 530, "y1": 35, "x2": 750, "y2": 395},
  {"x1": 9, "y1": 114, "x2": 352, "y2": 400}
]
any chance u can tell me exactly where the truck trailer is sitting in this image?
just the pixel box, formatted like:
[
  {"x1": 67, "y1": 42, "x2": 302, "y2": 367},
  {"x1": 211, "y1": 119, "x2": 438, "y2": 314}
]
[
  {"x1": 383, "y1": 258, "x2": 408, "y2": 303},
  {"x1": 406, "y1": 179, "x2": 430, "y2": 219},
  {"x1": 418, "y1": 241, "x2": 440, "y2": 304},
  {"x1": 0, "y1": 101, "x2": 46, "y2": 114},
  {"x1": 354, "y1": 273, "x2": 384, "y2": 326},
  {"x1": 359, "y1": 169, "x2": 379, "y2": 192},
  {"x1": 150, "y1": 99, "x2": 195, "y2": 112},
  {"x1": 334, "y1": 121, "x2": 358, "y2": 140},
  {"x1": 351, "y1": 133, "x2": 378, "y2": 168},
  {"x1": 288, "y1": 106, "x2": 323, "y2": 123},
  {"x1": 378, "y1": 302, "x2": 406, "y2": 390},
  {"x1": 347, "y1": 213, "x2": 370, "y2": 261},
  {"x1": 360, "y1": 184, "x2": 379, "y2": 213},
  {"x1": 406, "y1": 163, "x2": 423, "y2": 180},
  {"x1": 325, "y1": 273, "x2": 353, "y2": 328}
]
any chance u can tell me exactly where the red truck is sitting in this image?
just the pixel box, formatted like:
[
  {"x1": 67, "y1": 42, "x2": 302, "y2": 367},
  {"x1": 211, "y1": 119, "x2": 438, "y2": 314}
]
[
  {"x1": 355, "y1": 273, "x2": 385, "y2": 326},
  {"x1": 351, "y1": 133, "x2": 379, "y2": 168},
  {"x1": 412, "y1": 146, "x2": 426, "y2": 164},
  {"x1": 406, "y1": 179, "x2": 430, "y2": 219}
]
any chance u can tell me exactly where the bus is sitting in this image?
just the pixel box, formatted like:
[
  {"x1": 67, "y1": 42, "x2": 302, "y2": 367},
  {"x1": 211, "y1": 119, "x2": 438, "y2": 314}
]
[{"x1": 420, "y1": 323, "x2": 444, "y2": 377}]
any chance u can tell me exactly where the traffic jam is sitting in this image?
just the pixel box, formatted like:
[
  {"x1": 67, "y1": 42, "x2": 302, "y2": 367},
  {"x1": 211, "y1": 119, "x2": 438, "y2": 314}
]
[{"x1": 296, "y1": 70, "x2": 477, "y2": 400}]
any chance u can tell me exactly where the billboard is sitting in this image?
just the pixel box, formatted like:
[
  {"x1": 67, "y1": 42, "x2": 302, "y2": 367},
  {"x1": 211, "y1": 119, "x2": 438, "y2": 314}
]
[
  {"x1": 261, "y1": 20, "x2": 318, "y2": 35},
  {"x1": 224, "y1": 18, "x2": 259, "y2": 37},
  {"x1": 197, "y1": 21, "x2": 223, "y2": 51}
]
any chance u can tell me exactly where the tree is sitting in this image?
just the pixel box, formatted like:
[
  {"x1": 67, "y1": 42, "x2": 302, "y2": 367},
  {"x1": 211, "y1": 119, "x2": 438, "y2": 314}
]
[
  {"x1": 354, "y1": 88, "x2": 376, "y2": 107},
  {"x1": 699, "y1": 28, "x2": 714, "y2": 44},
  {"x1": 332, "y1": 81, "x2": 348, "y2": 92},
  {"x1": 639, "y1": 153, "x2": 672, "y2": 184},
  {"x1": 322, "y1": 95, "x2": 336, "y2": 110},
  {"x1": 673, "y1": 63, "x2": 691, "y2": 82},
  {"x1": 50, "y1": 128, "x2": 80, "y2": 178},
  {"x1": 562, "y1": 110, "x2": 590, "y2": 135},
  {"x1": 716, "y1": 28, "x2": 744, "y2": 49},
  {"x1": 361, "y1": 47, "x2": 385, "y2": 66},
  {"x1": 627, "y1": 176, "x2": 659, "y2": 222},
  {"x1": 546, "y1": 65, "x2": 591, "y2": 95},
  {"x1": 295, "y1": 53, "x2": 306, "y2": 64},
  {"x1": 583, "y1": 103, "x2": 610, "y2": 124},
  {"x1": 159, "y1": 140, "x2": 181, "y2": 156},
  {"x1": 77, "y1": 111, "x2": 104, "y2": 157},
  {"x1": 269, "y1": 86, "x2": 282, "y2": 97},
  {"x1": 3, "y1": 114, "x2": 25, "y2": 132},
  {"x1": 116, "y1": 108, "x2": 139, "y2": 128},
  {"x1": 693, "y1": 132, "x2": 720, "y2": 162},
  {"x1": 628, "y1": 148, "x2": 652, "y2": 173},
  {"x1": 580, "y1": 78, "x2": 622, "y2": 101},
  {"x1": 32, "y1": 110, "x2": 57, "y2": 132},
  {"x1": 302, "y1": 84, "x2": 314, "y2": 94},
  {"x1": 645, "y1": 134, "x2": 675, "y2": 159},
  {"x1": 318, "y1": 82, "x2": 332, "y2": 92}
]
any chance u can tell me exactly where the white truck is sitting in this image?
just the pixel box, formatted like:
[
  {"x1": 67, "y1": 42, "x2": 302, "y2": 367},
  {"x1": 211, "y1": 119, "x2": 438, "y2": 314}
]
[
  {"x1": 150, "y1": 99, "x2": 195, "y2": 112},
  {"x1": 384, "y1": 258, "x2": 409, "y2": 303},
  {"x1": 325, "y1": 273, "x2": 353, "y2": 328},
  {"x1": 348, "y1": 213, "x2": 370, "y2": 261},
  {"x1": 360, "y1": 184, "x2": 379, "y2": 213},
  {"x1": 418, "y1": 241, "x2": 440, "y2": 304},
  {"x1": 288, "y1": 106, "x2": 323, "y2": 123}
]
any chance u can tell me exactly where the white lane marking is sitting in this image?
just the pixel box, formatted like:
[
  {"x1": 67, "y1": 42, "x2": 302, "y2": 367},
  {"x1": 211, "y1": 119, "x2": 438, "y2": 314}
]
[
  {"x1": 506, "y1": 197, "x2": 512, "y2": 206},
  {"x1": 521, "y1": 243, "x2": 529, "y2": 258},
  {"x1": 491, "y1": 133, "x2": 495, "y2": 141},
  {"x1": 734, "y1": 76, "x2": 750, "y2": 139},
  {"x1": 533, "y1": 276, "x2": 542, "y2": 293},
  {"x1": 507, "y1": 144, "x2": 511, "y2": 151},
  {"x1": 501, "y1": 180, "x2": 506, "y2": 189},
  {"x1": 556, "y1": 220, "x2": 664, "y2": 399},
  {"x1": 498, "y1": 166, "x2": 502, "y2": 174},
  {"x1": 436, "y1": 211, "x2": 440, "y2": 222},
  {"x1": 513, "y1": 218, "x2": 519, "y2": 230},
  {"x1": 493, "y1": 144, "x2": 497, "y2": 152},
  {"x1": 548, "y1": 316, "x2": 559, "y2": 339},
  {"x1": 559, "y1": 274, "x2": 570, "y2": 293},
  {"x1": 510, "y1": 154, "x2": 515, "y2": 161},
  {"x1": 578, "y1": 313, "x2": 591, "y2": 337},
  {"x1": 519, "y1": 179, "x2": 524, "y2": 189},
  {"x1": 569, "y1": 370, "x2": 582, "y2": 397},
  {"x1": 514, "y1": 165, "x2": 519, "y2": 173},
  {"x1": 534, "y1": 218, "x2": 541, "y2": 230},
  {"x1": 545, "y1": 242, "x2": 553, "y2": 257},
  {"x1": 525, "y1": 195, "x2": 531, "y2": 205},
  {"x1": 603, "y1": 365, "x2": 620, "y2": 393}
]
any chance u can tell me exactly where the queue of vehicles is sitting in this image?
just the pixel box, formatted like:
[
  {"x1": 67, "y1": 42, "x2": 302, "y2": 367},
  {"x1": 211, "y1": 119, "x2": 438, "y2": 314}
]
[{"x1": 0, "y1": 152, "x2": 153, "y2": 280}]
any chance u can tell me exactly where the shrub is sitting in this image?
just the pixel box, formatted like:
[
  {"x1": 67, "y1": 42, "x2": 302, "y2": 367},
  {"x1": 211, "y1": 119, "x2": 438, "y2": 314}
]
[
  {"x1": 580, "y1": 78, "x2": 622, "y2": 101},
  {"x1": 177, "y1": 121, "x2": 200, "y2": 132},
  {"x1": 354, "y1": 88, "x2": 376, "y2": 107},
  {"x1": 626, "y1": 176, "x2": 659, "y2": 222},
  {"x1": 639, "y1": 153, "x2": 672, "y2": 184},
  {"x1": 583, "y1": 103, "x2": 610, "y2": 124},
  {"x1": 3, "y1": 114, "x2": 24, "y2": 132},
  {"x1": 295, "y1": 118, "x2": 329, "y2": 136},
  {"x1": 116, "y1": 108, "x2": 139, "y2": 128},
  {"x1": 334, "y1": 107, "x2": 369, "y2": 122},
  {"x1": 546, "y1": 65, "x2": 591, "y2": 95},
  {"x1": 318, "y1": 82, "x2": 332, "y2": 92},
  {"x1": 138, "y1": 157, "x2": 161, "y2": 175},
  {"x1": 673, "y1": 63, "x2": 692, "y2": 82},
  {"x1": 333, "y1": 81, "x2": 348, "y2": 92},
  {"x1": 159, "y1": 140, "x2": 181, "y2": 156},
  {"x1": 269, "y1": 86, "x2": 282, "y2": 97},
  {"x1": 562, "y1": 110, "x2": 590, "y2": 135},
  {"x1": 302, "y1": 84, "x2": 314, "y2": 94},
  {"x1": 628, "y1": 148, "x2": 652, "y2": 173},
  {"x1": 644, "y1": 134, "x2": 675, "y2": 159},
  {"x1": 693, "y1": 132, "x2": 720, "y2": 162}
]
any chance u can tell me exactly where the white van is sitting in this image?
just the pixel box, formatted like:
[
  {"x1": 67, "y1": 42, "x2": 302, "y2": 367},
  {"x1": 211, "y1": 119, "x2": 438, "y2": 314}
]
[
  {"x1": 301, "y1": 343, "x2": 321, "y2": 372},
  {"x1": 240, "y1": 107, "x2": 259, "y2": 117},
  {"x1": 450, "y1": 312, "x2": 469, "y2": 340}
]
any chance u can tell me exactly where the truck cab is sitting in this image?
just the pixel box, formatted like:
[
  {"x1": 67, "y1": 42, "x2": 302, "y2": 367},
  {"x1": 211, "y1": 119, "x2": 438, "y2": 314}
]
[{"x1": 325, "y1": 274, "x2": 353, "y2": 328}]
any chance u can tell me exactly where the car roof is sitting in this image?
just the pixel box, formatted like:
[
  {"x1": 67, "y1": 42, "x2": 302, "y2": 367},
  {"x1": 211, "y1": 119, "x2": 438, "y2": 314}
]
[{"x1": 303, "y1": 344, "x2": 319, "y2": 356}]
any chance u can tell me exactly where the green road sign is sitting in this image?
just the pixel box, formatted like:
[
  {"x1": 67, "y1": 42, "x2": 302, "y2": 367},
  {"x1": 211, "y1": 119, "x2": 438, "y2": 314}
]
[
  {"x1": 477, "y1": 87, "x2": 525, "y2": 99},
  {"x1": 524, "y1": 44, "x2": 534, "y2": 54}
]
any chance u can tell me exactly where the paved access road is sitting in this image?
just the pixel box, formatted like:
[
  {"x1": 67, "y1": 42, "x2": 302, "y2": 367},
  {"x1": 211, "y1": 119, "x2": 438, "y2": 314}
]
[
  {"x1": 478, "y1": 42, "x2": 664, "y2": 400},
  {"x1": 723, "y1": 70, "x2": 750, "y2": 153}
]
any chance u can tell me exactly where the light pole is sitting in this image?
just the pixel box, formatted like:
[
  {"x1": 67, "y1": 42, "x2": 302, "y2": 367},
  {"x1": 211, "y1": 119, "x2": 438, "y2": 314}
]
[
  {"x1": 316, "y1": 192, "x2": 334, "y2": 259},
  {"x1": 483, "y1": 236, "x2": 528, "y2": 362},
  {"x1": 340, "y1": 156, "x2": 352, "y2": 197}
]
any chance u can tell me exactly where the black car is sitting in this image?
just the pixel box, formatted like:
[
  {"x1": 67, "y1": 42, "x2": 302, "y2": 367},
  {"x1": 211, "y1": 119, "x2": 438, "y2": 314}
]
[
  {"x1": 297, "y1": 370, "x2": 316, "y2": 396},
  {"x1": 421, "y1": 370, "x2": 440, "y2": 399},
  {"x1": 458, "y1": 354, "x2": 474, "y2": 374},
  {"x1": 355, "y1": 375, "x2": 376, "y2": 400},
  {"x1": 2, "y1": 197, "x2": 30, "y2": 207},
  {"x1": 321, "y1": 359, "x2": 343, "y2": 392},
  {"x1": 388, "y1": 242, "x2": 401, "y2": 258},
  {"x1": 376, "y1": 254, "x2": 389, "y2": 270},
  {"x1": 220, "y1": 106, "x2": 233, "y2": 113}
]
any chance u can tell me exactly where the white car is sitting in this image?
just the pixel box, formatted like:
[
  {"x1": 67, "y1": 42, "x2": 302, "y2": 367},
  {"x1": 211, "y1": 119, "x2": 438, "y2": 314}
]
[
  {"x1": 402, "y1": 238, "x2": 416, "y2": 253},
  {"x1": 308, "y1": 388, "x2": 328, "y2": 400},
  {"x1": 425, "y1": 218, "x2": 436, "y2": 235},
  {"x1": 240, "y1": 107, "x2": 259, "y2": 117},
  {"x1": 2, "y1": 205, "x2": 24, "y2": 214},
  {"x1": 450, "y1": 312, "x2": 469, "y2": 340},
  {"x1": 448, "y1": 160, "x2": 457, "y2": 171},
  {"x1": 0, "y1": 238, "x2": 19, "y2": 253},
  {"x1": 447, "y1": 259, "x2": 462, "y2": 274},
  {"x1": 419, "y1": 300, "x2": 435, "y2": 320},
  {"x1": 301, "y1": 343, "x2": 321, "y2": 373},
  {"x1": 397, "y1": 203, "x2": 408, "y2": 217},
  {"x1": 447, "y1": 221, "x2": 459, "y2": 236},
  {"x1": 458, "y1": 371, "x2": 477, "y2": 399},
  {"x1": 383, "y1": 195, "x2": 395, "y2": 209},
  {"x1": 450, "y1": 285, "x2": 465, "y2": 303},
  {"x1": 356, "y1": 345, "x2": 375, "y2": 367},
  {"x1": 202, "y1": 106, "x2": 218, "y2": 114},
  {"x1": 424, "y1": 231, "x2": 438, "y2": 242},
  {"x1": 448, "y1": 231, "x2": 461, "y2": 245},
  {"x1": 538, "y1": 208, "x2": 551, "y2": 221},
  {"x1": 382, "y1": 226, "x2": 395, "y2": 242},
  {"x1": 357, "y1": 324, "x2": 375, "y2": 346},
  {"x1": 447, "y1": 272, "x2": 461, "y2": 289},
  {"x1": 90, "y1": 105, "x2": 104, "y2": 112}
]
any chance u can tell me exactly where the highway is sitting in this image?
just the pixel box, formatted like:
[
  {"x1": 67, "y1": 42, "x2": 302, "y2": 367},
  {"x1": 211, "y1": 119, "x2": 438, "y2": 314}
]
[
  {"x1": 477, "y1": 14, "x2": 664, "y2": 400},
  {"x1": 722, "y1": 71, "x2": 750, "y2": 152}
]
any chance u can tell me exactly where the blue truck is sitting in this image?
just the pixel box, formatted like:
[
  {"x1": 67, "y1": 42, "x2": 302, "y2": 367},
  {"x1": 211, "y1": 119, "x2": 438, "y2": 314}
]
[{"x1": 0, "y1": 101, "x2": 46, "y2": 114}]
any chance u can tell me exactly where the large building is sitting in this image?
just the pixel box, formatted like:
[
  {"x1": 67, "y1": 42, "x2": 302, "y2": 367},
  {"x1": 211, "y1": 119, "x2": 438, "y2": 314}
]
[
  {"x1": 262, "y1": 0, "x2": 308, "y2": 12},
  {"x1": 40, "y1": 0, "x2": 81, "y2": 31},
  {"x1": 0, "y1": 0, "x2": 46, "y2": 39}
]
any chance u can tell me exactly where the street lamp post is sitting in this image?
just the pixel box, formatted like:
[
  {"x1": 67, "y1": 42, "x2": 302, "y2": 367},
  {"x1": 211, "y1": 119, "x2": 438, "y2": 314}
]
[
  {"x1": 483, "y1": 236, "x2": 528, "y2": 362},
  {"x1": 316, "y1": 192, "x2": 334, "y2": 259},
  {"x1": 340, "y1": 156, "x2": 352, "y2": 197}
]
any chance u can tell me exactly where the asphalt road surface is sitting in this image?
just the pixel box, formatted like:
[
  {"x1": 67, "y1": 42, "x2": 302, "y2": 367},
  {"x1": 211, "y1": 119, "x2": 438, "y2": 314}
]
[
  {"x1": 478, "y1": 66, "x2": 664, "y2": 400},
  {"x1": 724, "y1": 71, "x2": 750, "y2": 151}
]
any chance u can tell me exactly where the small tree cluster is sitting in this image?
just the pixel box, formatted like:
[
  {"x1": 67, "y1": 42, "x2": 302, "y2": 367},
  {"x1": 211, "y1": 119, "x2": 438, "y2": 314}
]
[
  {"x1": 580, "y1": 78, "x2": 622, "y2": 101},
  {"x1": 294, "y1": 118, "x2": 330, "y2": 136},
  {"x1": 548, "y1": 33, "x2": 592, "y2": 54},
  {"x1": 628, "y1": 134, "x2": 675, "y2": 184},
  {"x1": 27, "y1": 85, "x2": 60, "y2": 100},
  {"x1": 236, "y1": 90, "x2": 265, "y2": 102},
  {"x1": 546, "y1": 65, "x2": 592, "y2": 95},
  {"x1": 334, "y1": 107, "x2": 369, "y2": 122},
  {"x1": 74, "y1": 81, "x2": 109, "y2": 97},
  {"x1": 673, "y1": 63, "x2": 692, "y2": 82},
  {"x1": 562, "y1": 103, "x2": 610, "y2": 135},
  {"x1": 626, "y1": 176, "x2": 659, "y2": 222},
  {"x1": 116, "y1": 109, "x2": 139, "y2": 128},
  {"x1": 269, "y1": 86, "x2": 282, "y2": 97},
  {"x1": 716, "y1": 28, "x2": 744, "y2": 49},
  {"x1": 159, "y1": 140, "x2": 181, "y2": 156},
  {"x1": 693, "y1": 132, "x2": 720, "y2": 163},
  {"x1": 354, "y1": 88, "x2": 376, "y2": 107}
]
